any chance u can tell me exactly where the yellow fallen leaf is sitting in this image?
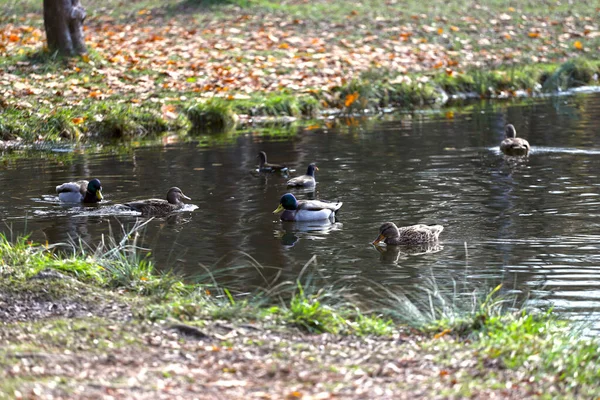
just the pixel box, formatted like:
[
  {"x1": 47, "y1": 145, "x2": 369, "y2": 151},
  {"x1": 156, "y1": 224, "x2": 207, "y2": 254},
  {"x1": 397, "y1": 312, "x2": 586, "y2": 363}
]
[
  {"x1": 437, "y1": 28, "x2": 444, "y2": 34},
  {"x1": 445, "y1": 111, "x2": 454, "y2": 119},
  {"x1": 574, "y1": 40, "x2": 583, "y2": 50},
  {"x1": 528, "y1": 32, "x2": 540, "y2": 38},
  {"x1": 71, "y1": 117, "x2": 84, "y2": 124}
]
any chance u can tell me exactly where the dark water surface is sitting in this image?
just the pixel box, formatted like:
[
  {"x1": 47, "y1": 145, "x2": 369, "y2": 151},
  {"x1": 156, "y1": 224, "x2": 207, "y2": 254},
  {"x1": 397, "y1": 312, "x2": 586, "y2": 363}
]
[{"x1": 3, "y1": 93, "x2": 600, "y2": 325}]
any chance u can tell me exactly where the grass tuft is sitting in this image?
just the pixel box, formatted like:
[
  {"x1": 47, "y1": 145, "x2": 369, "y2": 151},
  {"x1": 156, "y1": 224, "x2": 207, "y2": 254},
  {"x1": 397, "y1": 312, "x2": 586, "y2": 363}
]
[
  {"x1": 88, "y1": 104, "x2": 169, "y2": 139},
  {"x1": 542, "y1": 58, "x2": 599, "y2": 92},
  {"x1": 186, "y1": 98, "x2": 238, "y2": 133}
]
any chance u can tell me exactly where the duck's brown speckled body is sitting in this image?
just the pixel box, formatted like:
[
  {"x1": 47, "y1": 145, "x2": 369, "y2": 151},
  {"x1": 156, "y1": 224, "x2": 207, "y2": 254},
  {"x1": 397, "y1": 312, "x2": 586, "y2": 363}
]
[
  {"x1": 500, "y1": 124, "x2": 530, "y2": 156},
  {"x1": 124, "y1": 187, "x2": 191, "y2": 216},
  {"x1": 373, "y1": 222, "x2": 444, "y2": 246}
]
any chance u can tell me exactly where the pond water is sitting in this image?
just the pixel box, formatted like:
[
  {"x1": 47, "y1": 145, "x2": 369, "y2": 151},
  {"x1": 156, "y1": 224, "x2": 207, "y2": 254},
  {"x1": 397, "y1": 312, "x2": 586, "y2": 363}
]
[{"x1": 3, "y1": 92, "x2": 600, "y2": 326}]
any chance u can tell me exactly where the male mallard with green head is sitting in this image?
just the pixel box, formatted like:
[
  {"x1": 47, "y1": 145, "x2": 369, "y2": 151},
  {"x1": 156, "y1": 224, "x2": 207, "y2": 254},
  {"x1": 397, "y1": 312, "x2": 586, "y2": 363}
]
[
  {"x1": 500, "y1": 124, "x2": 530, "y2": 156},
  {"x1": 124, "y1": 187, "x2": 191, "y2": 216},
  {"x1": 273, "y1": 193, "x2": 342, "y2": 221},
  {"x1": 257, "y1": 151, "x2": 288, "y2": 173},
  {"x1": 287, "y1": 163, "x2": 317, "y2": 187},
  {"x1": 372, "y1": 222, "x2": 443, "y2": 246},
  {"x1": 56, "y1": 179, "x2": 103, "y2": 203}
]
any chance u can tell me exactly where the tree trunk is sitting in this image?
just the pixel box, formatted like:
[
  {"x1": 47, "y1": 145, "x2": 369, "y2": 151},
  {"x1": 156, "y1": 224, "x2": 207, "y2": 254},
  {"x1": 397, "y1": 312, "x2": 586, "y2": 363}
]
[{"x1": 43, "y1": 0, "x2": 87, "y2": 57}]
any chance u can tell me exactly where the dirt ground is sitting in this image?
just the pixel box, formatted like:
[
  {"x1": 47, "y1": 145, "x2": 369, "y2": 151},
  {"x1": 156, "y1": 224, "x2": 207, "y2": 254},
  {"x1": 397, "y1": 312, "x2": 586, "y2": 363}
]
[{"x1": 0, "y1": 274, "x2": 541, "y2": 399}]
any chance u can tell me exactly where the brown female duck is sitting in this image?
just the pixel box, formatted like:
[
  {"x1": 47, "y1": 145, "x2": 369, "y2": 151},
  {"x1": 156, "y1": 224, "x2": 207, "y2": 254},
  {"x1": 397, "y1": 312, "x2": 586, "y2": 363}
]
[
  {"x1": 124, "y1": 187, "x2": 191, "y2": 216},
  {"x1": 372, "y1": 222, "x2": 444, "y2": 246},
  {"x1": 500, "y1": 124, "x2": 530, "y2": 156}
]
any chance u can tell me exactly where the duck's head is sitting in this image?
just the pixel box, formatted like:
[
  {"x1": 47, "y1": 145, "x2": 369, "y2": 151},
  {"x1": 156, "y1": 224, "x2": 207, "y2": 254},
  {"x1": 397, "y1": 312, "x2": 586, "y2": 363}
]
[
  {"x1": 257, "y1": 151, "x2": 267, "y2": 165},
  {"x1": 372, "y1": 222, "x2": 400, "y2": 245},
  {"x1": 87, "y1": 179, "x2": 103, "y2": 201},
  {"x1": 166, "y1": 187, "x2": 191, "y2": 204},
  {"x1": 505, "y1": 124, "x2": 517, "y2": 138},
  {"x1": 306, "y1": 163, "x2": 318, "y2": 177},
  {"x1": 273, "y1": 193, "x2": 298, "y2": 213}
]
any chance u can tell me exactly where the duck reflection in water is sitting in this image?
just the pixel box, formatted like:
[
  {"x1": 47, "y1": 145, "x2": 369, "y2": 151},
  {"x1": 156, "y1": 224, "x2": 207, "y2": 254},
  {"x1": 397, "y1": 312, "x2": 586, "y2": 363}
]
[
  {"x1": 375, "y1": 242, "x2": 444, "y2": 264},
  {"x1": 276, "y1": 220, "x2": 343, "y2": 247}
]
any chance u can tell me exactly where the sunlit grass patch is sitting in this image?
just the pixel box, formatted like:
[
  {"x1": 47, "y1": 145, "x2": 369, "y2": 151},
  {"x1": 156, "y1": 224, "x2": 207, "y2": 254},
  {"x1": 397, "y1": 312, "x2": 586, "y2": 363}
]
[
  {"x1": 542, "y1": 58, "x2": 600, "y2": 92},
  {"x1": 420, "y1": 284, "x2": 600, "y2": 396},
  {"x1": 230, "y1": 92, "x2": 321, "y2": 118},
  {"x1": 186, "y1": 98, "x2": 238, "y2": 133},
  {"x1": 87, "y1": 103, "x2": 169, "y2": 140},
  {"x1": 0, "y1": 107, "x2": 38, "y2": 141},
  {"x1": 0, "y1": 221, "x2": 184, "y2": 298}
]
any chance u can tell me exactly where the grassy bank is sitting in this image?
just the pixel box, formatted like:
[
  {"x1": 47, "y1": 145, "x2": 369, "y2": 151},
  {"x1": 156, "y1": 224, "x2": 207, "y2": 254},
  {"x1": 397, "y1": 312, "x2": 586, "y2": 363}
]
[
  {"x1": 1, "y1": 58, "x2": 598, "y2": 143},
  {"x1": 1, "y1": 232, "x2": 600, "y2": 398},
  {"x1": 1, "y1": 0, "x2": 599, "y2": 143}
]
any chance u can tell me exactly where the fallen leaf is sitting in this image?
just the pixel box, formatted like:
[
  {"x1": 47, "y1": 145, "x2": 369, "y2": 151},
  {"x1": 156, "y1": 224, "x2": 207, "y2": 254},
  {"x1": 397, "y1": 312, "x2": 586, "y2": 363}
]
[
  {"x1": 434, "y1": 328, "x2": 451, "y2": 339},
  {"x1": 344, "y1": 92, "x2": 359, "y2": 107}
]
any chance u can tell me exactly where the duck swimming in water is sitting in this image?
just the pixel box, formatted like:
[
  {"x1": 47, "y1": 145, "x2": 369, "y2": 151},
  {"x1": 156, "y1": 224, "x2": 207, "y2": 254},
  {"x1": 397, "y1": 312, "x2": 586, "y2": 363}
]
[
  {"x1": 500, "y1": 124, "x2": 530, "y2": 156},
  {"x1": 123, "y1": 187, "x2": 191, "y2": 217},
  {"x1": 257, "y1": 151, "x2": 288, "y2": 173},
  {"x1": 56, "y1": 179, "x2": 103, "y2": 203},
  {"x1": 372, "y1": 222, "x2": 443, "y2": 246},
  {"x1": 286, "y1": 163, "x2": 317, "y2": 187},
  {"x1": 273, "y1": 193, "x2": 342, "y2": 221}
]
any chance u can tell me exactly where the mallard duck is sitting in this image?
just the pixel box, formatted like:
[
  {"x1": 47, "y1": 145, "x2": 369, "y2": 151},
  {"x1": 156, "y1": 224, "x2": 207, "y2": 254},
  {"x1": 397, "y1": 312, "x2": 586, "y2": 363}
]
[
  {"x1": 500, "y1": 124, "x2": 530, "y2": 156},
  {"x1": 372, "y1": 222, "x2": 443, "y2": 246},
  {"x1": 273, "y1": 193, "x2": 342, "y2": 221},
  {"x1": 257, "y1": 151, "x2": 288, "y2": 173},
  {"x1": 123, "y1": 187, "x2": 191, "y2": 216},
  {"x1": 287, "y1": 163, "x2": 317, "y2": 187},
  {"x1": 56, "y1": 179, "x2": 103, "y2": 203}
]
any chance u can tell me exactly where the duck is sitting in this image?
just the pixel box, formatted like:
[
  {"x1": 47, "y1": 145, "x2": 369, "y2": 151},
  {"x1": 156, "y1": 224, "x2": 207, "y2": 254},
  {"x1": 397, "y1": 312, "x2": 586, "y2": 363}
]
[
  {"x1": 56, "y1": 179, "x2": 103, "y2": 203},
  {"x1": 257, "y1": 151, "x2": 288, "y2": 173},
  {"x1": 372, "y1": 222, "x2": 443, "y2": 246},
  {"x1": 273, "y1": 193, "x2": 342, "y2": 221},
  {"x1": 500, "y1": 124, "x2": 530, "y2": 156},
  {"x1": 287, "y1": 163, "x2": 317, "y2": 187},
  {"x1": 123, "y1": 187, "x2": 191, "y2": 216}
]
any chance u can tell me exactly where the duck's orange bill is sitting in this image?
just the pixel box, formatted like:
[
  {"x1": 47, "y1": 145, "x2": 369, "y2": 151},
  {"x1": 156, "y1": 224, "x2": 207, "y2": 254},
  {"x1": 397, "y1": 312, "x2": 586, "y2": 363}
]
[{"x1": 372, "y1": 234, "x2": 385, "y2": 245}]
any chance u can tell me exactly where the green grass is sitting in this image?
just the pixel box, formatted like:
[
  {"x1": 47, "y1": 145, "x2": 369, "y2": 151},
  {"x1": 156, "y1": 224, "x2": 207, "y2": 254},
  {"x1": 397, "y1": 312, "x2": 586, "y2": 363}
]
[
  {"x1": 542, "y1": 58, "x2": 599, "y2": 92},
  {"x1": 186, "y1": 98, "x2": 238, "y2": 133},
  {"x1": 2, "y1": 232, "x2": 600, "y2": 395},
  {"x1": 0, "y1": 58, "x2": 598, "y2": 145}
]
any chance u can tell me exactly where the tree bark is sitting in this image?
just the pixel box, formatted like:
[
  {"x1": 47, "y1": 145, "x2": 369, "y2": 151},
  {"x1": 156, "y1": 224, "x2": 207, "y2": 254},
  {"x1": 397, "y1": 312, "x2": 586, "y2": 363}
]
[{"x1": 43, "y1": 0, "x2": 87, "y2": 57}]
